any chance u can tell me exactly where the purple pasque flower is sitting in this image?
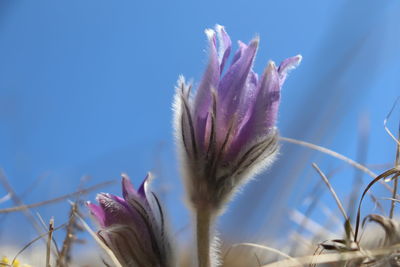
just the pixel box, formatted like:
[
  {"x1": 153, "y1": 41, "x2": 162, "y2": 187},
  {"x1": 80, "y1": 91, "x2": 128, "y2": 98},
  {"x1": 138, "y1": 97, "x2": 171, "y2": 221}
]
[
  {"x1": 174, "y1": 25, "x2": 301, "y2": 211},
  {"x1": 87, "y1": 173, "x2": 174, "y2": 267}
]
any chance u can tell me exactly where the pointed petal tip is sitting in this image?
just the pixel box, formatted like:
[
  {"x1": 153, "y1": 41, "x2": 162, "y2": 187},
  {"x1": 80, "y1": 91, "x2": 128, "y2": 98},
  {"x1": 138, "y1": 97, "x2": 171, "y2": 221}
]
[
  {"x1": 204, "y1": 28, "x2": 216, "y2": 40},
  {"x1": 176, "y1": 75, "x2": 190, "y2": 95},
  {"x1": 144, "y1": 172, "x2": 154, "y2": 185},
  {"x1": 291, "y1": 54, "x2": 302, "y2": 67},
  {"x1": 87, "y1": 201, "x2": 98, "y2": 210},
  {"x1": 267, "y1": 60, "x2": 277, "y2": 71},
  {"x1": 253, "y1": 35, "x2": 260, "y2": 43},
  {"x1": 215, "y1": 24, "x2": 225, "y2": 32},
  {"x1": 138, "y1": 172, "x2": 153, "y2": 198},
  {"x1": 121, "y1": 173, "x2": 130, "y2": 185},
  {"x1": 237, "y1": 40, "x2": 247, "y2": 46},
  {"x1": 279, "y1": 55, "x2": 302, "y2": 72},
  {"x1": 121, "y1": 173, "x2": 136, "y2": 199},
  {"x1": 177, "y1": 75, "x2": 186, "y2": 84},
  {"x1": 249, "y1": 35, "x2": 260, "y2": 48},
  {"x1": 87, "y1": 201, "x2": 106, "y2": 227}
]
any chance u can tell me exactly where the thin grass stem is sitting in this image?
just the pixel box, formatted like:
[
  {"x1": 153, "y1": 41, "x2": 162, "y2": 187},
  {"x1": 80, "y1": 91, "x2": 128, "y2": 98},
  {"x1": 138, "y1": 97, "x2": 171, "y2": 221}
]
[
  {"x1": 228, "y1": 243, "x2": 298, "y2": 262},
  {"x1": 312, "y1": 163, "x2": 353, "y2": 237},
  {"x1": 0, "y1": 180, "x2": 115, "y2": 214},
  {"x1": 46, "y1": 218, "x2": 54, "y2": 267},
  {"x1": 280, "y1": 136, "x2": 394, "y2": 193}
]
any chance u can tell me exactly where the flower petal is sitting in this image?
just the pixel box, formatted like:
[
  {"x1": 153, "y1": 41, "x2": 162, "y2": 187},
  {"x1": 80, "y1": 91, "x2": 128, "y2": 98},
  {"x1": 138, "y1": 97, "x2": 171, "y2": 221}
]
[
  {"x1": 225, "y1": 70, "x2": 259, "y2": 158},
  {"x1": 97, "y1": 193, "x2": 133, "y2": 227},
  {"x1": 277, "y1": 55, "x2": 302, "y2": 86},
  {"x1": 87, "y1": 175, "x2": 174, "y2": 266},
  {"x1": 99, "y1": 225, "x2": 158, "y2": 267},
  {"x1": 231, "y1": 61, "x2": 280, "y2": 148},
  {"x1": 215, "y1": 24, "x2": 231, "y2": 72},
  {"x1": 194, "y1": 29, "x2": 220, "y2": 149},
  {"x1": 138, "y1": 172, "x2": 151, "y2": 199},
  {"x1": 87, "y1": 201, "x2": 106, "y2": 227},
  {"x1": 121, "y1": 173, "x2": 135, "y2": 200},
  {"x1": 231, "y1": 41, "x2": 247, "y2": 66},
  {"x1": 259, "y1": 61, "x2": 281, "y2": 130},
  {"x1": 237, "y1": 70, "x2": 259, "y2": 122},
  {"x1": 122, "y1": 173, "x2": 150, "y2": 203},
  {"x1": 217, "y1": 38, "x2": 259, "y2": 139}
]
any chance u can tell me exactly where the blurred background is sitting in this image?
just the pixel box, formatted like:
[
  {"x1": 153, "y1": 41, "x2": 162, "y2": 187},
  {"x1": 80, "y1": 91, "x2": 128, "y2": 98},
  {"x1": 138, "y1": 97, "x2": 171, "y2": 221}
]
[{"x1": 0, "y1": 0, "x2": 399, "y2": 265}]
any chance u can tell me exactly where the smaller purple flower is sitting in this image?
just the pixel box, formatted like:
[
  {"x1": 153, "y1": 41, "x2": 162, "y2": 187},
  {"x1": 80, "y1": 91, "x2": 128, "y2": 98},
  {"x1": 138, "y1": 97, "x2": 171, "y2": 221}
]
[
  {"x1": 87, "y1": 173, "x2": 174, "y2": 267},
  {"x1": 174, "y1": 25, "x2": 301, "y2": 212}
]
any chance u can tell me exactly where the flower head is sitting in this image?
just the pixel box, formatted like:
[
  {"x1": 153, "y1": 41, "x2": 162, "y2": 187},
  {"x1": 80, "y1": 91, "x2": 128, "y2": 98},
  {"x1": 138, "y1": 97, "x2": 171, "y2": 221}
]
[
  {"x1": 174, "y1": 25, "x2": 301, "y2": 211},
  {"x1": 0, "y1": 257, "x2": 31, "y2": 267},
  {"x1": 87, "y1": 174, "x2": 174, "y2": 267}
]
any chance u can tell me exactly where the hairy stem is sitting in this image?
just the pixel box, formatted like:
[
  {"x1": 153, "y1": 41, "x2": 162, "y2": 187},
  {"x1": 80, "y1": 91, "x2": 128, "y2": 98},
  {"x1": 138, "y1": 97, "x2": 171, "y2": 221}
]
[{"x1": 196, "y1": 208, "x2": 213, "y2": 267}]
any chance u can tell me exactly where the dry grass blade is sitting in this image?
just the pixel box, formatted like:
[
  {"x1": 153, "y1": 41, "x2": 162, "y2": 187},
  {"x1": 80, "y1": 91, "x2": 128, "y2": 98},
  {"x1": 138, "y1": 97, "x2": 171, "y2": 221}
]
[
  {"x1": 385, "y1": 97, "x2": 400, "y2": 218},
  {"x1": 226, "y1": 243, "x2": 300, "y2": 263},
  {"x1": 46, "y1": 218, "x2": 54, "y2": 267},
  {"x1": 0, "y1": 180, "x2": 116, "y2": 214},
  {"x1": 290, "y1": 209, "x2": 336, "y2": 237},
  {"x1": 289, "y1": 168, "x2": 341, "y2": 255},
  {"x1": 389, "y1": 172, "x2": 399, "y2": 219},
  {"x1": 57, "y1": 203, "x2": 79, "y2": 267},
  {"x1": 11, "y1": 223, "x2": 66, "y2": 266},
  {"x1": 312, "y1": 163, "x2": 353, "y2": 237},
  {"x1": 348, "y1": 116, "x2": 369, "y2": 222},
  {"x1": 0, "y1": 193, "x2": 11, "y2": 204},
  {"x1": 383, "y1": 96, "x2": 400, "y2": 147},
  {"x1": 37, "y1": 212, "x2": 60, "y2": 258},
  {"x1": 280, "y1": 137, "x2": 375, "y2": 177},
  {"x1": 396, "y1": 124, "x2": 400, "y2": 169},
  {"x1": 262, "y1": 241, "x2": 400, "y2": 267},
  {"x1": 74, "y1": 209, "x2": 122, "y2": 267},
  {"x1": 369, "y1": 194, "x2": 386, "y2": 215},
  {"x1": 381, "y1": 197, "x2": 400, "y2": 203},
  {"x1": 354, "y1": 167, "x2": 400, "y2": 242},
  {"x1": 0, "y1": 169, "x2": 46, "y2": 237},
  {"x1": 280, "y1": 136, "x2": 394, "y2": 194}
]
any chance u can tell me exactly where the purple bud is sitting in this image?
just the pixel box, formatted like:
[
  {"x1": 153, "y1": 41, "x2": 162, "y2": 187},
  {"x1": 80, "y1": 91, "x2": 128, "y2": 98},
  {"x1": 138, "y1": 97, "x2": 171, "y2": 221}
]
[
  {"x1": 87, "y1": 174, "x2": 174, "y2": 267},
  {"x1": 174, "y1": 25, "x2": 301, "y2": 211}
]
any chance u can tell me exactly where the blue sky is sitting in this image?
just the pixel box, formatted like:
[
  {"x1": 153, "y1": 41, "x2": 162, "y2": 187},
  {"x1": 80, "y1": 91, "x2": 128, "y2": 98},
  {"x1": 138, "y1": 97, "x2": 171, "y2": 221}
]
[{"x1": 0, "y1": 0, "x2": 399, "y2": 249}]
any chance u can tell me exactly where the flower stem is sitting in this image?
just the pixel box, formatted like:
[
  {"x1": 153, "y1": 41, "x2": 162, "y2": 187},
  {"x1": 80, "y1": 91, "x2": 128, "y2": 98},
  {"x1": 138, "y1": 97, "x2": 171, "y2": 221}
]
[{"x1": 196, "y1": 208, "x2": 212, "y2": 267}]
